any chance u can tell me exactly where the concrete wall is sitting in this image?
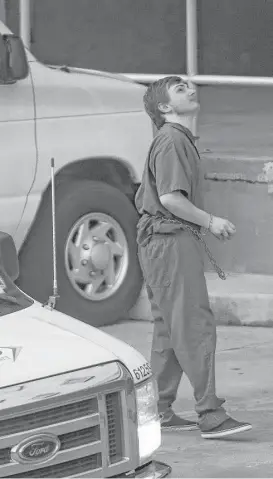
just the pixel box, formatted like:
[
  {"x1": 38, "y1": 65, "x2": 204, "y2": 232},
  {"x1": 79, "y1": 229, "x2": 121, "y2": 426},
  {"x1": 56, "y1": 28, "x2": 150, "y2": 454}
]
[
  {"x1": 203, "y1": 157, "x2": 273, "y2": 275},
  {"x1": 4, "y1": 0, "x2": 19, "y2": 33},
  {"x1": 198, "y1": 0, "x2": 273, "y2": 76},
  {"x1": 32, "y1": 0, "x2": 187, "y2": 73},
  {"x1": 5, "y1": 0, "x2": 273, "y2": 76},
  {"x1": 0, "y1": 0, "x2": 6, "y2": 22}
]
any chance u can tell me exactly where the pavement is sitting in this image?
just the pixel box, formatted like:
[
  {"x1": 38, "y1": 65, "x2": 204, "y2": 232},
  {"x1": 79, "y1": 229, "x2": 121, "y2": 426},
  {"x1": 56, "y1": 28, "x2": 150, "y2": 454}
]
[
  {"x1": 130, "y1": 273, "x2": 273, "y2": 327},
  {"x1": 102, "y1": 320, "x2": 273, "y2": 478}
]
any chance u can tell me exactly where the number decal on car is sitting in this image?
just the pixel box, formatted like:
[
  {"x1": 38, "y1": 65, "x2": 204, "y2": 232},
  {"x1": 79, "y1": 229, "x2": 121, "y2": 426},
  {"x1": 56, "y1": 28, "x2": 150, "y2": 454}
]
[{"x1": 133, "y1": 362, "x2": 152, "y2": 381}]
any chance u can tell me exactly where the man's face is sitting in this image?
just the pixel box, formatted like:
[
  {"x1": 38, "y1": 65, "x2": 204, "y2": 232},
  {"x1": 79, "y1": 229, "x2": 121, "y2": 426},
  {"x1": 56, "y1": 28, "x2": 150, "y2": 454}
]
[{"x1": 164, "y1": 80, "x2": 199, "y2": 115}]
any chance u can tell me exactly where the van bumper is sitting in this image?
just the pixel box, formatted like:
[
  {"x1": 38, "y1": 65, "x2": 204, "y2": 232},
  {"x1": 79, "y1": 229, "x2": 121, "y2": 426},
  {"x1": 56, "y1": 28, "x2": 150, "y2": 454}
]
[{"x1": 117, "y1": 460, "x2": 171, "y2": 478}]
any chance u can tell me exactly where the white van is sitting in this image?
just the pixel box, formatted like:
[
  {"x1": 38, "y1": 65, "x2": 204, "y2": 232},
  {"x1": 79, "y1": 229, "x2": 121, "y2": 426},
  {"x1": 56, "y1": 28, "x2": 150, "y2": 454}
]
[
  {"x1": 0, "y1": 21, "x2": 152, "y2": 327},
  {"x1": 0, "y1": 231, "x2": 170, "y2": 478}
]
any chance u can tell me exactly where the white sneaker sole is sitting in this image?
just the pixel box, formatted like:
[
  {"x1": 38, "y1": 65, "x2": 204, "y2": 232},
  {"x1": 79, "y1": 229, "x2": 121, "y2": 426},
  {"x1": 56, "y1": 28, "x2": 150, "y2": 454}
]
[
  {"x1": 161, "y1": 424, "x2": 199, "y2": 431},
  {"x1": 201, "y1": 423, "x2": 252, "y2": 439}
]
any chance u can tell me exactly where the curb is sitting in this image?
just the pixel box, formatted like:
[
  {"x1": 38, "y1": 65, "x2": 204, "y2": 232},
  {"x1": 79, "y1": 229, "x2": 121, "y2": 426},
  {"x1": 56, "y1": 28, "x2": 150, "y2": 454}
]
[
  {"x1": 129, "y1": 274, "x2": 273, "y2": 327},
  {"x1": 209, "y1": 293, "x2": 273, "y2": 327}
]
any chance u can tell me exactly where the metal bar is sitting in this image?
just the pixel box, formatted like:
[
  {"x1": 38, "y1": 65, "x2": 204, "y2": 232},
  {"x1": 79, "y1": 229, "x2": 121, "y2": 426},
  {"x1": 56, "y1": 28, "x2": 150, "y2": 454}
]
[
  {"x1": 123, "y1": 73, "x2": 273, "y2": 87},
  {"x1": 115, "y1": 73, "x2": 175, "y2": 84},
  {"x1": 189, "y1": 74, "x2": 273, "y2": 86},
  {"x1": 186, "y1": 0, "x2": 198, "y2": 136},
  {"x1": 19, "y1": 0, "x2": 30, "y2": 48},
  {"x1": 186, "y1": 0, "x2": 198, "y2": 76},
  {"x1": 50, "y1": 157, "x2": 58, "y2": 298},
  {"x1": 46, "y1": 67, "x2": 273, "y2": 88}
]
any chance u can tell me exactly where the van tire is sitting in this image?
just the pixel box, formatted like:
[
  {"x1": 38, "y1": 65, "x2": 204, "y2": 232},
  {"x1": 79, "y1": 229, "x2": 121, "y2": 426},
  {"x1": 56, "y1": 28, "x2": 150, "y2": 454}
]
[{"x1": 17, "y1": 180, "x2": 142, "y2": 327}]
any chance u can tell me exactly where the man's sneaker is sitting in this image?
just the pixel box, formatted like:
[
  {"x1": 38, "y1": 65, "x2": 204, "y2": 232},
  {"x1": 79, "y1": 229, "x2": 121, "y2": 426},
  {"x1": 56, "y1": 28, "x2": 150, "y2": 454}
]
[
  {"x1": 160, "y1": 412, "x2": 198, "y2": 431},
  {"x1": 201, "y1": 417, "x2": 252, "y2": 439}
]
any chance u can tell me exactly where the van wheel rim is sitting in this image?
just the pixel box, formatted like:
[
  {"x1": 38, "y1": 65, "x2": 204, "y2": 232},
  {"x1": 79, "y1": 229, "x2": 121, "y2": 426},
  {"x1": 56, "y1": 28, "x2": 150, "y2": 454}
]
[{"x1": 65, "y1": 213, "x2": 129, "y2": 301}]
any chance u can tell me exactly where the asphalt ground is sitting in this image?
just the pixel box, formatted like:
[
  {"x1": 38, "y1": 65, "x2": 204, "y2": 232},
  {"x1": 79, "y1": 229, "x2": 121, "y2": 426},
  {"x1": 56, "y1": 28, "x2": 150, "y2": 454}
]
[{"x1": 102, "y1": 320, "x2": 273, "y2": 478}]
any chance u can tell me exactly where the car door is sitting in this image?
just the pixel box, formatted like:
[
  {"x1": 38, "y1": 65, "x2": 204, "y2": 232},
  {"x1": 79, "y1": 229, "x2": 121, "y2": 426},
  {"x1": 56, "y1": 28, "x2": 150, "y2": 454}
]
[{"x1": 0, "y1": 40, "x2": 37, "y2": 243}]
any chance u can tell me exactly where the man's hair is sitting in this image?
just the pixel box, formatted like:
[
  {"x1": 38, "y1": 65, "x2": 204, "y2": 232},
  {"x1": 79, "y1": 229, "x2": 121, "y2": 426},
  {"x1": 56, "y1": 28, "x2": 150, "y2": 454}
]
[{"x1": 143, "y1": 76, "x2": 181, "y2": 129}]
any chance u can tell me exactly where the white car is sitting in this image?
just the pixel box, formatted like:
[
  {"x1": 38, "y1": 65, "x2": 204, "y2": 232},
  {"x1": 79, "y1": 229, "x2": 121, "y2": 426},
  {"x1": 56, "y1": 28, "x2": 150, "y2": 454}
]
[
  {"x1": 0, "y1": 231, "x2": 171, "y2": 478},
  {"x1": 0, "y1": 21, "x2": 152, "y2": 327}
]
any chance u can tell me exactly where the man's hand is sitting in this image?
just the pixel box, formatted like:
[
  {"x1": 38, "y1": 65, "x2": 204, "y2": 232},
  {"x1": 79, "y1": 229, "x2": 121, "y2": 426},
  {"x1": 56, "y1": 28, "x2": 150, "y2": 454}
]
[{"x1": 209, "y1": 216, "x2": 236, "y2": 240}]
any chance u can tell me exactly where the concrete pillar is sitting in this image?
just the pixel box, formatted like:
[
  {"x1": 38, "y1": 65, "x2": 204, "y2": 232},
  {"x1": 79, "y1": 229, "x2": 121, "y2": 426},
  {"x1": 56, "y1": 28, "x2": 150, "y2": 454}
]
[{"x1": 19, "y1": 0, "x2": 30, "y2": 47}]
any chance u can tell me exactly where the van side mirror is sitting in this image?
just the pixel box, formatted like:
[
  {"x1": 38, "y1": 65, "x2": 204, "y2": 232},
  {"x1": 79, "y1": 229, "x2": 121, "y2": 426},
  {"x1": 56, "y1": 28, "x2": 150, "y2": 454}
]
[
  {"x1": 0, "y1": 232, "x2": 19, "y2": 281},
  {"x1": 0, "y1": 34, "x2": 29, "y2": 83}
]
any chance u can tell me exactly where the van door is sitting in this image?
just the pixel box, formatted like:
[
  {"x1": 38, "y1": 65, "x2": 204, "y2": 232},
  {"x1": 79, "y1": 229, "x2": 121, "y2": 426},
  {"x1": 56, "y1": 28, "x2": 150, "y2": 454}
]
[{"x1": 0, "y1": 47, "x2": 37, "y2": 240}]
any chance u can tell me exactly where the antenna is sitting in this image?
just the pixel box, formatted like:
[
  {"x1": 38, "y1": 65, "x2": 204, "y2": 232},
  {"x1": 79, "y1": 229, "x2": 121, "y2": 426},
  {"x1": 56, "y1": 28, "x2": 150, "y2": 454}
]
[{"x1": 44, "y1": 158, "x2": 59, "y2": 309}]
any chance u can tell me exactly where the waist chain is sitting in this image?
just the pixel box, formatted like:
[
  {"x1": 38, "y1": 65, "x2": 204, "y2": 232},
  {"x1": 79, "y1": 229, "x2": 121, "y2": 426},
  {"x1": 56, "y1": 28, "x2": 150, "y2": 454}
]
[{"x1": 154, "y1": 216, "x2": 226, "y2": 281}]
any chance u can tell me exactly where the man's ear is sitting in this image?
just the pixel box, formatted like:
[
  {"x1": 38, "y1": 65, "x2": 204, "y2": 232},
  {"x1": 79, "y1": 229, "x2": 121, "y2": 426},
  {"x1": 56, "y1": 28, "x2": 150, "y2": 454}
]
[{"x1": 158, "y1": 102, "x2": 172, "y2": 114}]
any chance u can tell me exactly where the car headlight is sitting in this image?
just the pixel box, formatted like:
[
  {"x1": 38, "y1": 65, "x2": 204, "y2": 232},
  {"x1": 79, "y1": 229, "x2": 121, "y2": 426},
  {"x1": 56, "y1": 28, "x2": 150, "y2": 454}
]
[{"x1": 136, "y1": 379, "x2": 161, "y2": 462}]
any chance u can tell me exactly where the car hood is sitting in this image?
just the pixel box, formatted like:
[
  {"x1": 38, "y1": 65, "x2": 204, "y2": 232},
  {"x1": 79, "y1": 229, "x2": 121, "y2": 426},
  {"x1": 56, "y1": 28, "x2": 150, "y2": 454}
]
[
  {"x1": 29, "y1": 57, "x2": 147, "y2": 118},
  {"x1": 0, "y1": 302, "x2": 149, "y2": 387},
  {"x1": 0, "y1": 23, "x2": 147, "y2": 115}
]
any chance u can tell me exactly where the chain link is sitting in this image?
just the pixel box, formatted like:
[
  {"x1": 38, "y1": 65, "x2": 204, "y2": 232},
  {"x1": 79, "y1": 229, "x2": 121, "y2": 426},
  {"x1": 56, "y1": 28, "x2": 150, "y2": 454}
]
[
  {"x1": 190, "y1": 227, "x2": 227, "y2": 280},
  {"x1": 157, "y1": 217, "x2": 227, "y2": 281}
]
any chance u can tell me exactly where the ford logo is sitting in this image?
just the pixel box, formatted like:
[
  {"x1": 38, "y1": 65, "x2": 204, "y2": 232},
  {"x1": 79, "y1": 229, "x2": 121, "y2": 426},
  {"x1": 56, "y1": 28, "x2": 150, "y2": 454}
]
[{"x1": 11, "y1": 434, "x2": 61, "y2": 465}]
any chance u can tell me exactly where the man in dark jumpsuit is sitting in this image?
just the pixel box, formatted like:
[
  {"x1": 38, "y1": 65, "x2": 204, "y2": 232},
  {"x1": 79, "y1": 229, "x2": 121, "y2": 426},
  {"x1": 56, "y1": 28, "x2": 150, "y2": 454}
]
[{"x1": 135, "y1": 76, "x2": 252, "y2": 439}]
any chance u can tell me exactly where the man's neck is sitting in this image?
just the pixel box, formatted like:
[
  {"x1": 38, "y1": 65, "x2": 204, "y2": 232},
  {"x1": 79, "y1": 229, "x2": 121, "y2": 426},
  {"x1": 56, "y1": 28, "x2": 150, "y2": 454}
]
[{"x1": 164, "y1": 114, "x2": 193, "y2": 131}]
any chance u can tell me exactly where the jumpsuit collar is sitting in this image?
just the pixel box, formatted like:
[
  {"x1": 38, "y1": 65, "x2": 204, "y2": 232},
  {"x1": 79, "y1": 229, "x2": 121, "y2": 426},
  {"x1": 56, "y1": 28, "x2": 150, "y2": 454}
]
[{"x1": 164, "y1": 122, "x2": 199, "y2": 144}]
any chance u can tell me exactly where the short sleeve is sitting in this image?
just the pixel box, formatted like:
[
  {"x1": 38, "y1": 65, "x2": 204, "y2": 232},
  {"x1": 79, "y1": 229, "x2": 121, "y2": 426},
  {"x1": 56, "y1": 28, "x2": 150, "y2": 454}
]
[{"x1": 152, "y1": 138, "x2": 191, "y2": 198}]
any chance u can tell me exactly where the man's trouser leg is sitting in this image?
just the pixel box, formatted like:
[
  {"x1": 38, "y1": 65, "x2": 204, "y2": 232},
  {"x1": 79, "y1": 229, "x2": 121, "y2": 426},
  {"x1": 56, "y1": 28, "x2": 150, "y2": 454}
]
[
  {"x1": 139, "y1": 232, "x2": 228, "y2": 431},
  {"x1": 147, "y1": 285, "x2": 183, "y2": 415}
]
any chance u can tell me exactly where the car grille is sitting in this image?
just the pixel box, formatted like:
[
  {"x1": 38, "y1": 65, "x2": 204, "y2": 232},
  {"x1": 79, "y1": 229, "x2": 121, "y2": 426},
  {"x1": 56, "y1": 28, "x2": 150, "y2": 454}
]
[
  {"x1": 60, "y1": 425, "x2": 100, "y2": 450},
  {"x1": 0, "y1": 449, "x2": 10, "y2": 466},
  {"x1": 106, "y1": 392, "x2": 123, "y2": 464},
  {"x1": 0, "y1": 363, "x2": 135, "y2": 478},
  {"x1": 8, "y1": 455, "x2": 102, "y2": 478},
  {"x1": 0, "y1": 398, "x2": 97, "y2": 438}
]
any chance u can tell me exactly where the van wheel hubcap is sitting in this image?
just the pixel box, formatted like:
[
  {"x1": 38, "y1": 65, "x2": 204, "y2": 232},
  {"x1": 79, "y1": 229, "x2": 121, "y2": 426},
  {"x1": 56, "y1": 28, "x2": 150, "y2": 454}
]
[{"x1": 65, "y1": 213, "x2": 129, "y2": 301}]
